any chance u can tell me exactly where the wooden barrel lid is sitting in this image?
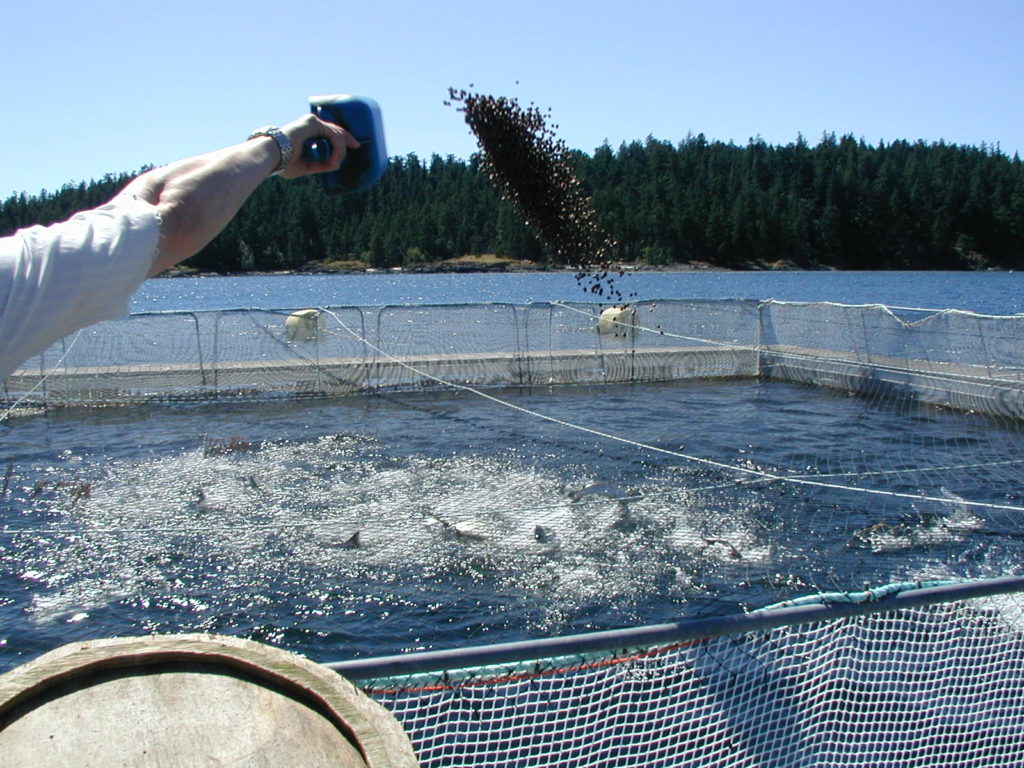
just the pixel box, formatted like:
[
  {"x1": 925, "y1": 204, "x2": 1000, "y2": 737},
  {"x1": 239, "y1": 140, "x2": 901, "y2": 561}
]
[{"x1": 0, "y1": 634, "x2": 419, "y2": 767}]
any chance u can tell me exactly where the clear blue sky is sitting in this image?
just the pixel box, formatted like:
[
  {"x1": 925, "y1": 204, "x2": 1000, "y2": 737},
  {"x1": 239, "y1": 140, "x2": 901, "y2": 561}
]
[{"x1": 3, "y1": 0, "x2": 1022, "y2": 199}]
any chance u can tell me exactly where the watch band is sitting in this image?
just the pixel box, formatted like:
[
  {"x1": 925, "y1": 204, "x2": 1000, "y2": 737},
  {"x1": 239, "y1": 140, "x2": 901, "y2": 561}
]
[{"x1": 248, "y1": 126, "x2": 293, "y2": 175}]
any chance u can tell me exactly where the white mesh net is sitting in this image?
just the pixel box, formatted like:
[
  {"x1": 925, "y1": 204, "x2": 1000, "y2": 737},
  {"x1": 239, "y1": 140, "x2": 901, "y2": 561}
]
[
  {"x1": 3, "y1": 299, "x2": 1024, "y2": 764},
  {"x1": 362, "y1": 587, "x2": 1024, "y2": 767}
]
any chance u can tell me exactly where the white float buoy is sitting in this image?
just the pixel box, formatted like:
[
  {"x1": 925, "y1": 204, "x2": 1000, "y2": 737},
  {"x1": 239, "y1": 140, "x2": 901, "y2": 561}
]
[
  {"x1": 597, "y1": 306, "x2": 639, "y2": 338},
  {"x1": 285, "y1": 309, "x2": 325, "y2": 342}
]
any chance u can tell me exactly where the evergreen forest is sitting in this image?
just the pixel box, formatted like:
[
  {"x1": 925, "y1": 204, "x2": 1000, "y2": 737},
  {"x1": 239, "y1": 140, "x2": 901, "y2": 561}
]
[{"x1": 3, "y1": 133, "x2": 1023, "y2": 272}]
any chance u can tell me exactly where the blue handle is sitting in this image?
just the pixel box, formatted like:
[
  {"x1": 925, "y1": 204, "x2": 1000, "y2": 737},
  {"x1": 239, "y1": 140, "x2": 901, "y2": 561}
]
[{"x1": 302, "y1": 138, "x2": 332, "y2": 163}]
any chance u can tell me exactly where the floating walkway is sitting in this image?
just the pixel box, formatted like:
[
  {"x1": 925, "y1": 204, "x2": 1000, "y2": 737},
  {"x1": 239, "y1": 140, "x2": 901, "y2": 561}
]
[
  {"x1": 6, "y1": 299, "x2": 1024, "y2": 418},
  {"x1": 9, "y1": 344, "x2": 1024, "y2": 419}
]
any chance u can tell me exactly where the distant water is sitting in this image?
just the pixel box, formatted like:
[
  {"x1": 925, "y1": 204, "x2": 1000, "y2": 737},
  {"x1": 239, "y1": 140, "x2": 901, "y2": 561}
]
[{"x1": 132, "y1": 270, "x2": 1024, "y2": 315}]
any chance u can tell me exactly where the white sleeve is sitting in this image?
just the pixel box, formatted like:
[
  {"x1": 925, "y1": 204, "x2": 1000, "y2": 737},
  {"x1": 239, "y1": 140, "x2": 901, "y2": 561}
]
[{"x1": 0, "y1": 194, "x2": 162, "y2": 381}]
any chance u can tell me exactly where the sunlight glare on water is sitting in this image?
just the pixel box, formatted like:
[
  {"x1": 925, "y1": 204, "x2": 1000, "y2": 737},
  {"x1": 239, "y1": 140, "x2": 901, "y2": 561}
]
[{"x1": 3, "y1": 378, "x2": 1024, "y2": 669}]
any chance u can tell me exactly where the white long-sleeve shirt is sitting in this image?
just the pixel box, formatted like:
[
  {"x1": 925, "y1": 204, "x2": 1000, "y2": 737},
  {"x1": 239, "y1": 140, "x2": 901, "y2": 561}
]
[{"x1": 0, "y1": 195, "x2": 161, "y2": 381}]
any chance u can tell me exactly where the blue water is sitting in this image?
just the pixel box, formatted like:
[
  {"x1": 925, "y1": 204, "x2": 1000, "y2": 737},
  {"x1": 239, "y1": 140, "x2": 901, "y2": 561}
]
[
  {"x1": 4, "y1": 379, "x2": 1022, "y2": 672},
  {"x1": 132, "y1": 270, "x2": 1024, "y2": 315},
  {"x1": 4, "y1": 270, "x2": 1024, "y2": 671}
]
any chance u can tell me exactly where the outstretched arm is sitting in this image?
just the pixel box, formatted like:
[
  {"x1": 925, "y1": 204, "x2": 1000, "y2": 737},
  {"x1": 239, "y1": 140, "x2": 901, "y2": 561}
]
[{"x1": 122, "y1": 113, "x2": 359, "y2": 276}]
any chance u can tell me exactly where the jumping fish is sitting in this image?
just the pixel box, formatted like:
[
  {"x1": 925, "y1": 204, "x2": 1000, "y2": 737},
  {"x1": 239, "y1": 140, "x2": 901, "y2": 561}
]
[
  {"x1": 426, "y1": 514, "x2": 489, "y2": 541},
  {"x1": 453, "y1": 519, "x2": 488, "y2": 541},
  {"x1": 567, "y1": 482, "x2": 639, "y2": 503},
  {"x1": 701, "y1": 537, "x2": 742, "y2": 560},
  {"x1": 337, "y1": 531, "x2": 361, "y2": 549},
  {"x1": 568, "y1": 482, "x2": 642, "y2": 533}
]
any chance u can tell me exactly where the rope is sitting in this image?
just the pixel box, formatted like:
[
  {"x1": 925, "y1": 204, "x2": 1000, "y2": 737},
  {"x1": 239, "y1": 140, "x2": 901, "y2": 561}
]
[
  {"x1": 318, "y1": 307, "x2": 1024, "y2": 515},
  {"x1": 0, "y1": 330, "x2": 83, "y2": 424}
]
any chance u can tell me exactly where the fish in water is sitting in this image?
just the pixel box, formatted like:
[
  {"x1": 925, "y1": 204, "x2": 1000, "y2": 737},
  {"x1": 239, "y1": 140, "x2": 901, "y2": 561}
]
[
  {"x1": 337, "y1": 531, "x2": 361, "y2": 549},
  {"x1": 534, "y1": 524, "x2": 554, "y2": 544},
  {"x1": 701, "y1": 537, "x2": 742, "y2": 560},
  {"x1": 567, "y1": 482, "x2": 642, "y2": 533},
  {"x1": 1, "y1": 458, "x2": 12, "y2": 500},
  {"x1": 192, "y1": 486, "x2": 212, "y2": 512},
  {"x1": 453, "y1": 519, "x2": 488, "y2": 541},
  {"x1": 27, "y1": 479, "x2": 91, "y2": 503},
  {"x1": 611, "y1": 504, "x2": 641, "y2": 533},
  {"x1": 566, "y1": 482, "x2": 639, "y2": 503},
  {"x1": 426, "y1": 515, "x2": 489, "y2": 541}
]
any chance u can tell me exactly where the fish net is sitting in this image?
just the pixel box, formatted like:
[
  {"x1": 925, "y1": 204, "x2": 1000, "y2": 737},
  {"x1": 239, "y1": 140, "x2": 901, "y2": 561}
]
[
  {"x1": 3, "y1": 299, "x2": 1024, "y2": 764},
  {"x1": 350, "y1": 580, "x2": 1024, "y2": 767}
]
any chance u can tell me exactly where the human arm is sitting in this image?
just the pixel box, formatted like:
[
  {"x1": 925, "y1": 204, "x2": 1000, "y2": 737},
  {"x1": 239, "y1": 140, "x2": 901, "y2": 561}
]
[
  {"x1": 0, "y1": 113, "x2": 358, "y2": 380},
  {"x1": 121, "y1": 113, "x2": 359, "y2": 276}
]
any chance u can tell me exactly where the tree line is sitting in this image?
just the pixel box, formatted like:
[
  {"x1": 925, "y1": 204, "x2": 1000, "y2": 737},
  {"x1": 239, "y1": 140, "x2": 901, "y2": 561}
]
[{"x1": 3, "y1": 133, "x2": 1022, "y2": 271}]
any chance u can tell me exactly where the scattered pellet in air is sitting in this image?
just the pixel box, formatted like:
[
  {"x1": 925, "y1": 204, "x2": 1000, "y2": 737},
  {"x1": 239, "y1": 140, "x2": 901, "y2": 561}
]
[{"x1": 447, "y1": 87, "x2": 632, "y2": 302}]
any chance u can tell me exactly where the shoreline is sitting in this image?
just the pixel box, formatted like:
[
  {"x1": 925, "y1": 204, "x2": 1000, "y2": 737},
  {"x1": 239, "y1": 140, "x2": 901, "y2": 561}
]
[
  {"x1": 156, "y1": 256, "x2": 1007, "y2": 279},
  {"x1": 156, "y1": 260, "x2": 827, "y2": 279}
]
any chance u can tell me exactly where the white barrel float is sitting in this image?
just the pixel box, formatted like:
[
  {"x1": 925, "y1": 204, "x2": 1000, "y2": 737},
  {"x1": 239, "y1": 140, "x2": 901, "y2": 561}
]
[
  {"x1": 597, "y1": 306, "x2": 639, "y2": 338},
  {"x1": 0, "y1": 634, "x2": 419, "y2": 767},
  {"x1": 285, "y1": 309, "x2": 326, "y2": 342}
]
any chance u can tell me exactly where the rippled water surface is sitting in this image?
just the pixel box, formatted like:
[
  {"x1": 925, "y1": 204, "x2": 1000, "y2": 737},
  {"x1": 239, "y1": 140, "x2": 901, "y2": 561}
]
[
  {"x1": 132, "y1": 270, "x2": 1024, "y2": 315},
  {"x1": 3, "y1": 378, "x2": 1022, "y2": 670}
]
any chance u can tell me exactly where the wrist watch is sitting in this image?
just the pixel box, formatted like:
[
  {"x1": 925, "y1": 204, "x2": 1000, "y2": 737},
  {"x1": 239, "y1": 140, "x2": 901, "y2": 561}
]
[{"x1": 248, "y1": 126, "x2": 293, "y2": 175}]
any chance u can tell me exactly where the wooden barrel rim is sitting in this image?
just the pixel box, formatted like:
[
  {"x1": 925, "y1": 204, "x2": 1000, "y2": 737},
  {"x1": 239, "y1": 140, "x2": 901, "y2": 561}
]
[{"x1": 0, "y1": 633, "x2": 418, "y2": 767}]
